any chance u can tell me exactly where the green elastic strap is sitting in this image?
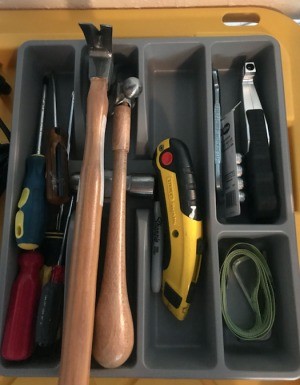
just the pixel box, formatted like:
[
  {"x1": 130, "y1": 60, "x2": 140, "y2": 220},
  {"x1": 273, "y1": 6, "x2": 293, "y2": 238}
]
[{"x1": 220, "y1": 242, "x2": 275, "y2": 340}]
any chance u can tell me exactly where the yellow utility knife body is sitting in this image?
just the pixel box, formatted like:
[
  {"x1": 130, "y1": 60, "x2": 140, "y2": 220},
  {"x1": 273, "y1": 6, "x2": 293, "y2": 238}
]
[{"x1": 154, "y1": 138, "x2": 203, "y2": 320}]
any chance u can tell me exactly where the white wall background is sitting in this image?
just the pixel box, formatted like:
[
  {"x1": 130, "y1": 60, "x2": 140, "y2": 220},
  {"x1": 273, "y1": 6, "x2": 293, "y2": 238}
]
[{"x1": 0, "y1": 0, "x2": 298, "y2": 18}]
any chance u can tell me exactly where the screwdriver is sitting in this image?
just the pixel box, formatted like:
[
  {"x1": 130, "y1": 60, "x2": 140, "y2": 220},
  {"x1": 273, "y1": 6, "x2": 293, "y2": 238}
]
[
  {"x1": 40, "y1": 90, "x2": 75, "y2": 285},
  {"x1": 1, "y1": 250, "x2": 44, "y2": 361},
  {"x1": 15, "y1": 78, "x2": 48, "y2": 250},
  {"x1": 55, "y1": 90, "x2": 75, "y2": 229},
  {"x1": 35, "y1": 196, "x2": 74, "y2": 347},
  {"x1": 46, "y1": 75, "x2": 69, "y2": 205}
]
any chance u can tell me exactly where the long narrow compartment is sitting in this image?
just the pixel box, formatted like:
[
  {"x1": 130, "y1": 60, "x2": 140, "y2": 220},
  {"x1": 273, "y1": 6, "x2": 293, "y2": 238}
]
[
  {"x1": 0, "y1": 42, "x2": 76, "y2": 374},
  {"x1": 142, "y1": 41, "x2": 218, "y2": 371},
  {"x1": 211, "y1": 39, "x2": 290, "y2": 225},
  {"x1": 78, "y1": 42, "x2": 141, "y2": 371}
]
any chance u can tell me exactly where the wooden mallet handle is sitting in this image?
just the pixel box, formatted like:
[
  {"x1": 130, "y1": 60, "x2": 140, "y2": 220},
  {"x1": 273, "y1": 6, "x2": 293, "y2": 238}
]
[
  {"x1": 58, "y1": 77, "x2": 108, "y2": 385},
  {"x1": 93, "y1": 103, "x2": 134, "y2": 368}
]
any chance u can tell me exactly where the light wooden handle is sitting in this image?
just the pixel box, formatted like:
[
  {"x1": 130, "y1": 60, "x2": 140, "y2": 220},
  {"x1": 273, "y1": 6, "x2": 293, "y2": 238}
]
[
  {"x1": 58, "y1": 77, "x2": 108, "y2": 385},
  {"x1": 93, "y1": 103, "x2": 134, "y2": 368}
]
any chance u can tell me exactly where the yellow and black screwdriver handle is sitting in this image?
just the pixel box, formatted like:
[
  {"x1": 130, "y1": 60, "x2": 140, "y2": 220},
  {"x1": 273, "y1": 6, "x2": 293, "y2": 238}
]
[{"x1": 153, "y1": 138, "x2": 203, "y2": 321}]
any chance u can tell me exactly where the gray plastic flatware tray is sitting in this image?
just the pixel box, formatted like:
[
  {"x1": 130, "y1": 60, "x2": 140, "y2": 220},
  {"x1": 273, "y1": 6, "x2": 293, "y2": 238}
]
[{"x1": 0, "y1": 34, "x2": 300, "y2": 380}]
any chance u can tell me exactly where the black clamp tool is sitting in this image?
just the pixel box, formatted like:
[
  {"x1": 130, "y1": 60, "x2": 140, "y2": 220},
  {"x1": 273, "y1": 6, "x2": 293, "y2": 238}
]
[{"x1": 242, "y1": 62, "x2": 278, "y2": 221}]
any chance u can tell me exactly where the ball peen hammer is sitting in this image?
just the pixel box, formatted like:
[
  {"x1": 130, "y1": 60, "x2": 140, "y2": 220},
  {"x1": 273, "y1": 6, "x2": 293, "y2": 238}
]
[
  {"x1": 93, "y1": 77, "x2": 142, "y2": 368},
  {"x1": 58, "y1": 23, "x2": 113, "y2": 385}
]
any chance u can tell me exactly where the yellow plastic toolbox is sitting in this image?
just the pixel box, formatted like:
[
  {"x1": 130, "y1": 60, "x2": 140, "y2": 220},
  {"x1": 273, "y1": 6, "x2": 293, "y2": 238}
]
[
  {"x1": 0, "y1": 6, "x2": 300, "y2": 384},
  {"x1": 0, "y1": 6, "x2": 300, "y2": 237}
]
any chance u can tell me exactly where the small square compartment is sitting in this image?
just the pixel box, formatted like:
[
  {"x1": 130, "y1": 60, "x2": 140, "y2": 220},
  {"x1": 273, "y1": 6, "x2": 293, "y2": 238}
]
[{"x1": 218, "y1": 234, "x2": 300, "y2": 375}]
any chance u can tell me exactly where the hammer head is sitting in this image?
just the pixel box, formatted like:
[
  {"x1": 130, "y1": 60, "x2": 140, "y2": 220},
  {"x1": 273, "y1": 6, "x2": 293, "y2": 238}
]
[
  {"x1": 79, "y1": 23, "x2": 113, "y2": 81},
  {"x1": 115, "y1": 77, "x2": 142, "y2": 108}
]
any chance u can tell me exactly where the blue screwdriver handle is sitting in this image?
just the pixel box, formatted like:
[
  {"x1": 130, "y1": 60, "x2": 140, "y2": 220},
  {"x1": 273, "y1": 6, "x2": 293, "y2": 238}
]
[{"x1": 15, "y1": 154, "x2": 46, "y2": 250}]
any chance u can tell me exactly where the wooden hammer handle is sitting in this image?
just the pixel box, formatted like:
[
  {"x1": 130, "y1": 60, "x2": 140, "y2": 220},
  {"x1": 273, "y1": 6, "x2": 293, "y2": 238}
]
[
  {"x1": 93, "y1": 103, "x2": 134, "y2": 368},
  {"x1": 58, "y1": 77, "x2": 108, "y2": 385}
]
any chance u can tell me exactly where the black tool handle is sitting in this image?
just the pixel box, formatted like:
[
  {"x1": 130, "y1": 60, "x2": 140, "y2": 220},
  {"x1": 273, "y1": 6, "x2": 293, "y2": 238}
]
[
  {"x1": 0, "y1": 143, "x2": 9, "y2": 196},
  {"x1": 0, "y1": 75, "x2": 11, "y2": 95},
  {"x1": 245, "y1": 109, "x2": 278, "y2": 221},
  {"x1": 35, "y1": 277, "x2": 64, "y2": 347}
]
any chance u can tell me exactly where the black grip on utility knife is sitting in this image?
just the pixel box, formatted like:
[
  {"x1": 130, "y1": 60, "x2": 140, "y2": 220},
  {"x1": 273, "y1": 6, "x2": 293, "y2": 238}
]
[
  {"x1": 245, "y1": 109, "x2": 278, "y2": 221},
  {"x1": 159, "y1": 139, "x2": 201, "y2": 221}
]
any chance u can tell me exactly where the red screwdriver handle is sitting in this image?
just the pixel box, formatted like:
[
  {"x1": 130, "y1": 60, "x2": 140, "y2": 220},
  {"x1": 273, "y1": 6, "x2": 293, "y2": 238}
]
[{"x1": 1, "y1": 251, "x2": 44, "y2": 361}]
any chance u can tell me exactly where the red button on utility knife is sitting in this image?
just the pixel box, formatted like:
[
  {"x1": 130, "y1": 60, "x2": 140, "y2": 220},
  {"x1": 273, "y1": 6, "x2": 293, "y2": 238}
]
[{"x1": 161, "y1": 151, "x2": 173, "y2": 166}]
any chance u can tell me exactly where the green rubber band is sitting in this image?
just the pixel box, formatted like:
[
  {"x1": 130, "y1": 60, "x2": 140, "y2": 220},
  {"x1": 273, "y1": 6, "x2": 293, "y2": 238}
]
[{"x1": 220, "y1": 242, "x2": 276, "y2": 341}]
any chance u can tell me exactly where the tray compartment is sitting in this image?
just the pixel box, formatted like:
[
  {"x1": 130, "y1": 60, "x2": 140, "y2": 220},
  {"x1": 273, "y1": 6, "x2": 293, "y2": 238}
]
[
  {"x1": 142, "y1": 41, "x2": 217, "y2": 371},
  {"x1": 211, "y1": 39, "x2": 290, "y2": 225},
  {"x1": 218, "y1": 233, "x2": 300, "y2": 375},
  {"x1": 0, "y1": 42, "x2": 76, "y2": 375}
]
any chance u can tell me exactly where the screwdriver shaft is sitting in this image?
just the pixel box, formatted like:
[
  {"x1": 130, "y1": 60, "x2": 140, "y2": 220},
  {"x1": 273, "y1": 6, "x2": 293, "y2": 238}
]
[
  {"x1": 58, "y1": 196, "x2": 74, "y2": 265},
  {"x1": 67, "y1": 91, "x2": 75, "y2": 159},
  {"x1": 52, "y1": 75, "x2": 58, "y2": 128},
  {"x1": 36, "y1": 81, "x2": 47, "y2": 156},
  {"x1": 46, "y1": 76, "x2": 70, "y2": 205}
]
